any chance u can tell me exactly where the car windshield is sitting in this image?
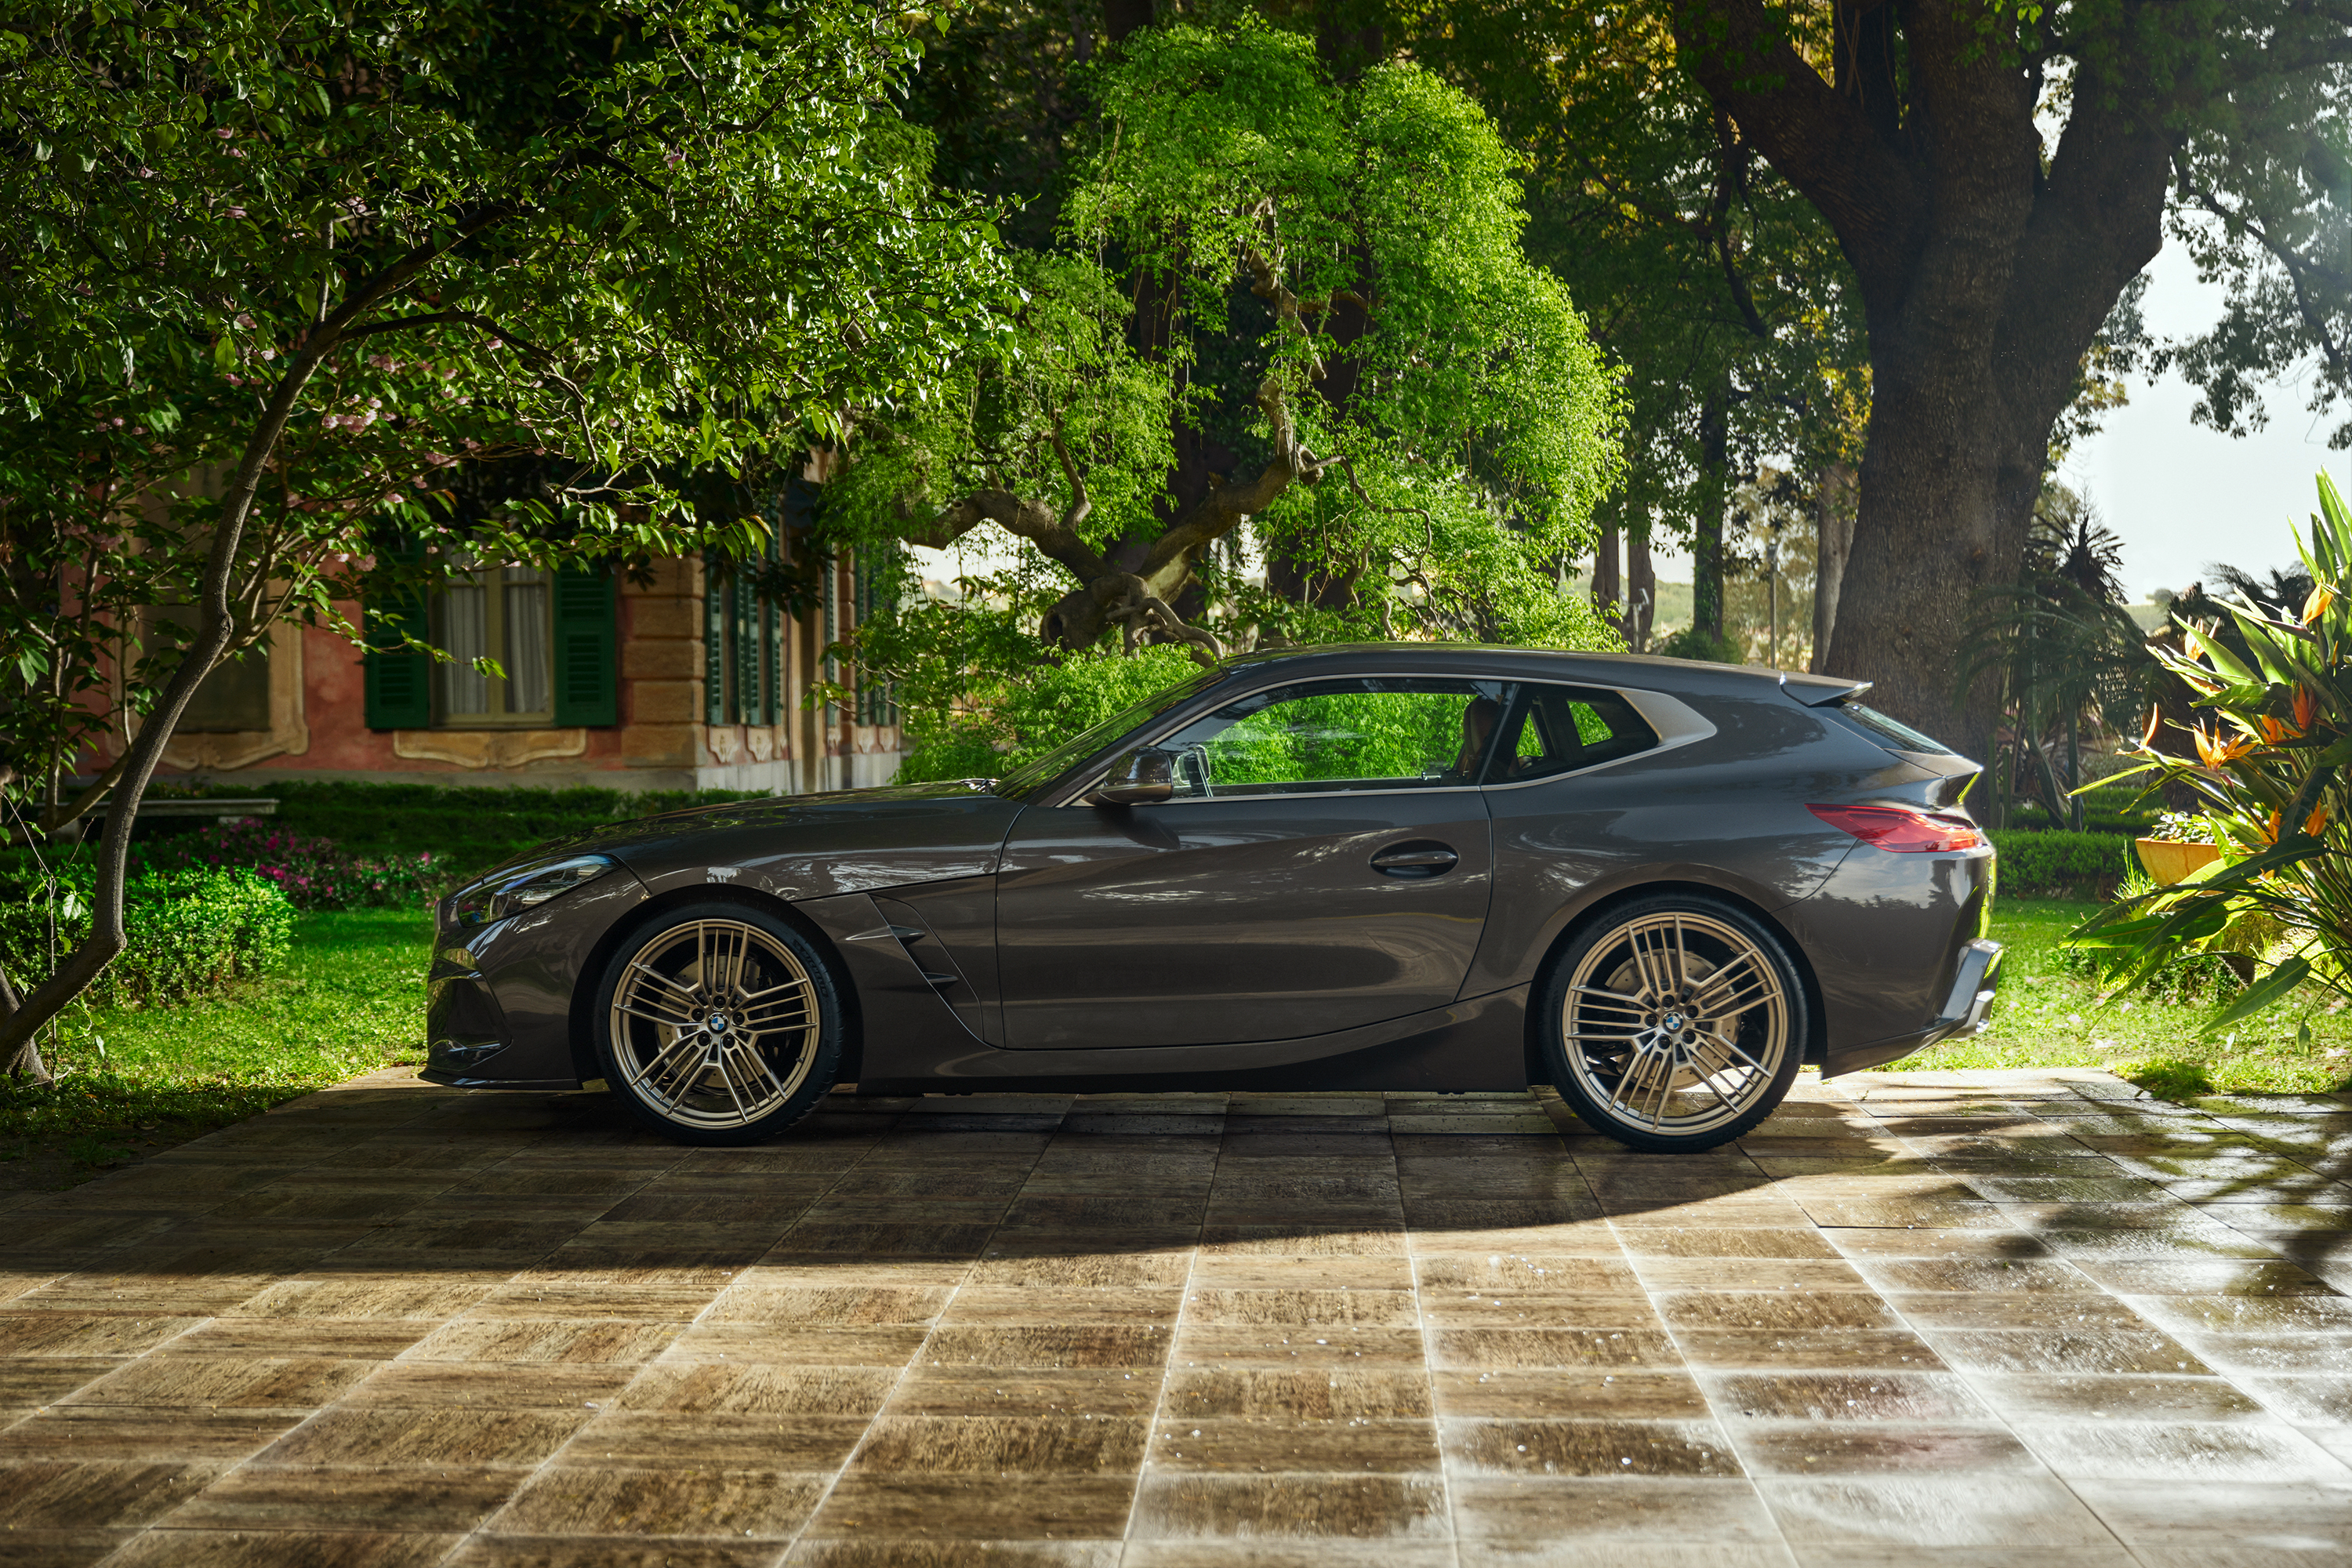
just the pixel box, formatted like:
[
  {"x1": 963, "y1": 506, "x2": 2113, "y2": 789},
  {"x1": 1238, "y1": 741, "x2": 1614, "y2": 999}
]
[{"x1": 989, "y1": 666, "x2": 1232, "y2": 801}]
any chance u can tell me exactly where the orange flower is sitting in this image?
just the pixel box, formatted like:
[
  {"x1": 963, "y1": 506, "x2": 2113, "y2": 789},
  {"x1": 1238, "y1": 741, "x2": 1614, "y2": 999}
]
[
  {"x1": 2194, "y1": 724, "x2": 2254, "y2": 768},
  {"x1": 2295, "y1": 685, "x2": 2321, "y2": 732},
  {"x1": 2141, "y1": 706, "x2": 2163, "y2": 749},
  {"x1": 2261, "y1": 714, "x2": 2303, "y2": 744},
  {"x1": 2307, "y1": 805, "x2": 2333, "y2": 839},
  {"x1": 2262, "y1": 810, "x2": 2281, "y2": 845},
  {"x1": 2304, "y1": 583, "x2": 2338, "y2": 624}
]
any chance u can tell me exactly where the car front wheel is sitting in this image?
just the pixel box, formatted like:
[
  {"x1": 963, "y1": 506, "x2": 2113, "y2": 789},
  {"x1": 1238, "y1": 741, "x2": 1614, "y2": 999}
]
[
  {"x1": 1538, "y1": 894, "x2": 1806, "y2": 1153},
  {"x1": 591, "y1": 902, "x2": 843, "y2": 1145}
]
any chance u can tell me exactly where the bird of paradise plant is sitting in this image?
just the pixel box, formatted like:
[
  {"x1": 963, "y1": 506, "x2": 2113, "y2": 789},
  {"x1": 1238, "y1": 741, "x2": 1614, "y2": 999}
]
[{"x1": 2070, "y1": 474, "x2": 2352, "y2": 1035}]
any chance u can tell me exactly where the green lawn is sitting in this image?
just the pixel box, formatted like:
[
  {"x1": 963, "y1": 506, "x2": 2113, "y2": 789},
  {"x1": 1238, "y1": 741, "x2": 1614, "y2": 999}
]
[
  {"x1": 0, "y1": 907, "x2": 430, "y2": 1191},
  {"x1": 1901, "y1": 896, "x2": 2352, "y2": 1097}
]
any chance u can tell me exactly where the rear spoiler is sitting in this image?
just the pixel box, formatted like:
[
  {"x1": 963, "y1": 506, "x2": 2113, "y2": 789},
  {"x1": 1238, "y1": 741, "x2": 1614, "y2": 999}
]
[{"x1": 1780, "y1": 672, "x2": 1871, "y2": 706}]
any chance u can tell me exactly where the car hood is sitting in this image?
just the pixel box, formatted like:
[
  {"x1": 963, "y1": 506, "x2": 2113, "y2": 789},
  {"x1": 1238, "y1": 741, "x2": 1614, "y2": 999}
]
[{"x1": 553, "y1": 779, "x2": 1026, "y2": 905}]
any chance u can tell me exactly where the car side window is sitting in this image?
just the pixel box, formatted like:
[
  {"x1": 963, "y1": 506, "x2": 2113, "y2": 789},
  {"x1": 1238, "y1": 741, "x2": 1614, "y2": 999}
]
[
  {"x1": 1486, "y1": 684, "x2": 1661, "y2": 783},
  {"x1": 1156, "y1": 677, "x2": 1512, "y2": 798}
]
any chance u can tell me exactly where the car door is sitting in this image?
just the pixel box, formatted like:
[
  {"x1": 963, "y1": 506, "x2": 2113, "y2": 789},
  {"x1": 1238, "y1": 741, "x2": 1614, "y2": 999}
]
[{"x1": 994, "y1": 675, "x2": 1506, "y2": 1048}]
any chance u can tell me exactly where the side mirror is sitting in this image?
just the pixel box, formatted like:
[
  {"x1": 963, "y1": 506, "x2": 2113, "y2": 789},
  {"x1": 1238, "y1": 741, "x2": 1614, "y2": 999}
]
[{"x1": 1094, "y1": 746, "x2": 1175, "y2": 805}]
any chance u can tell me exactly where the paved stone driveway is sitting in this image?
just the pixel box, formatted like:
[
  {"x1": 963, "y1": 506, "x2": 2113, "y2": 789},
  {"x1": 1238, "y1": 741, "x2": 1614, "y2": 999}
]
[{"x1": 2, "y1": 1068, "x2": 2349, "y2": 1566}]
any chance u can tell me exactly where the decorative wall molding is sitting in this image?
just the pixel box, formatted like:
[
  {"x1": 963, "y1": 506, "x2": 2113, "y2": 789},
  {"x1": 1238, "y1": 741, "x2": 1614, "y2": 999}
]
[{"x1": 392, "y1": 728, "x2": 589, "y2": 770}]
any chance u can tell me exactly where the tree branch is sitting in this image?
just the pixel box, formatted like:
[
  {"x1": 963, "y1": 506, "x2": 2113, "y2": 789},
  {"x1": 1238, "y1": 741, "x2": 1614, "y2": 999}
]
[{"x1": 1673, "y1": 0, "x2": 1928, "y2": 314}]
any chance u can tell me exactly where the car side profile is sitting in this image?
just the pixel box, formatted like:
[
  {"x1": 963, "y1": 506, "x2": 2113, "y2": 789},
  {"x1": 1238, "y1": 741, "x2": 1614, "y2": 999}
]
[{"x1": 423, "y1": 644, "x2": 2001, "y2": 1152}]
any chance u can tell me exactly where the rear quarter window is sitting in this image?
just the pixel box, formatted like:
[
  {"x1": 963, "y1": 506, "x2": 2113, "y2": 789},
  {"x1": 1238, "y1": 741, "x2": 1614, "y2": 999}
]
[{"x1": 1491, "y1": 684, "x2": 1661, "y2": 783}]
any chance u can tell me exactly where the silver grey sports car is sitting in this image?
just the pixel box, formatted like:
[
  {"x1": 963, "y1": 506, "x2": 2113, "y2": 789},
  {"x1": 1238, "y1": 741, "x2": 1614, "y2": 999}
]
[{"x1": 424, "y1": 644, "x2": 2001, "y2": 1152}]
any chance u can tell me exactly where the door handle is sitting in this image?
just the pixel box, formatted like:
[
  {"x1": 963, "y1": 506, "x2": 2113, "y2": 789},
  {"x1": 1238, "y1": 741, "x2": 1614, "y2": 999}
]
[{"x1": 1370, "y1": 844, "x2": 1458, "y2": 878}]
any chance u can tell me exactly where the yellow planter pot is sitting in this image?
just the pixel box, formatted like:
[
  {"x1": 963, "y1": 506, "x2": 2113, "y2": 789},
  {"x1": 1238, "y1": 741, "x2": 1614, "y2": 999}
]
[{"x1": 2136, "y1": 837, "x2": 2222, "y2": 886}]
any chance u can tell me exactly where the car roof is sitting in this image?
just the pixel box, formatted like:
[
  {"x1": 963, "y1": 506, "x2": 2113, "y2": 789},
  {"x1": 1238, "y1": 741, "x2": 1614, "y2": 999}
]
[{"x1": 1212, "y1": 642, "x2": 1868, "y2": 706}]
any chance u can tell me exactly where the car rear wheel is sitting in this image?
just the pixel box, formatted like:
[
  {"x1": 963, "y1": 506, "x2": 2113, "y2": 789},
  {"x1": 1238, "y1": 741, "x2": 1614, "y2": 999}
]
[
  {"x1": 1539, "y1": 894, "x2": 1806, "y2": 1153},
  {"x1": 591, "y1": 902, "x2": 843, "y2": 1145}
]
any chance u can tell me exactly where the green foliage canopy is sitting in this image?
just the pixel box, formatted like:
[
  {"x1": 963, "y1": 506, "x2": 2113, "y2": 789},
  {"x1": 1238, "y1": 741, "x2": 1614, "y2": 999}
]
[
  {"x1": 0, "y1": 0, "x2": 1009, "y2": 814},
  {"x1": 830, "y1": 20, "x2": 1624, "y2": 675}
]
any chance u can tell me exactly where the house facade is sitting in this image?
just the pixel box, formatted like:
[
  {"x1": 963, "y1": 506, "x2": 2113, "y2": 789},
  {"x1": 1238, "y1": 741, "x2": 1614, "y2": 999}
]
[{"x1": 91, "y1": 543, "x2": 905, "y2": 797}]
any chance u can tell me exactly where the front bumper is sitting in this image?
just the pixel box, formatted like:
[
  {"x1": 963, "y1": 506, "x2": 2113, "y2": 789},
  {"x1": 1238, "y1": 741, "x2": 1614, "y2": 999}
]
[{"x1": 419, "y1": 867, "x2": 651, "y2": 1092}]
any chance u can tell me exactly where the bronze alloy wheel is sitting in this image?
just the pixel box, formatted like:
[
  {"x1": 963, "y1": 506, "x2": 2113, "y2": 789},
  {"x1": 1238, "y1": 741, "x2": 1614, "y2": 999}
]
[
  {"x1": 1541, "y1": 895, "x2": 1805, "y2": 1152},
  {"x1": 593, "y1": 903, "x2": 840, "y2": 1143}
]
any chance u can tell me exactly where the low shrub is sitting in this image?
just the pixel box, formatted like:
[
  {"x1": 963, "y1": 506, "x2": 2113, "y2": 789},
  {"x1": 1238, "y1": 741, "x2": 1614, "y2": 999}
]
[
  {"x1": 1988, "y1": 829, "x2": 2134, "y2": 896},
  {"x1": 1654, "y1": 626, "x2": 1743, "y2": 664},
  {"x1": 2056, "y1": 940, "x2": 2245, "y2": 1003},
  {"x1": 140, "y1": 820, "x2": 445, "y2": 910},
  {"x1": 0, "y1": 862, "x2": 294, "y2": 1008}
]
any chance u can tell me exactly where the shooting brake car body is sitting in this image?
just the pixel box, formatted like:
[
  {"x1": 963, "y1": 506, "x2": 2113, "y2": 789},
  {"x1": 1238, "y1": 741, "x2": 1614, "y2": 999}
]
[{"x1": 423, "y1": 645, "x2": 2000, "y2": 1152}]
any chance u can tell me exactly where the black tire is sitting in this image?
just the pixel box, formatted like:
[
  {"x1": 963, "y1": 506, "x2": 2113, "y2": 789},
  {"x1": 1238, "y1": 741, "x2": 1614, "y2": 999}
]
[
  {"x1": 590, "y1": 899, "x2": 844, "y2": 1145},
  {"x1": 1537, "y1": 892, "x2": 1807, "y2": 1153}
]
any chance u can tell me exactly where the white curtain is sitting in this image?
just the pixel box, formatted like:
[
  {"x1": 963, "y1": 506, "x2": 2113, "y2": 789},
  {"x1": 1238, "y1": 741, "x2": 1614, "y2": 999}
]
[
  {"x1": 437, "y1": 579, "x2": 490, "y2": 717},
  {"x1": 503, "y1": 567, "x2": 551, "y2": 716}
]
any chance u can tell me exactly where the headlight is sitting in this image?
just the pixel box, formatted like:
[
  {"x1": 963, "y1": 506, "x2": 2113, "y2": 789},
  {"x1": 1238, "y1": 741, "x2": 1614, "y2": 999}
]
[{"x1": 448, "y1": 853, "x2": 616, "y2": 929}]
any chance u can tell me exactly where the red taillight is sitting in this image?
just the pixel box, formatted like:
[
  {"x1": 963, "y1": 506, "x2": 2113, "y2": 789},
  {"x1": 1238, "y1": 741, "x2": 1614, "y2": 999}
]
[{"x1": 1809, "y1": 804, "x2": 1985, "y2": 854}]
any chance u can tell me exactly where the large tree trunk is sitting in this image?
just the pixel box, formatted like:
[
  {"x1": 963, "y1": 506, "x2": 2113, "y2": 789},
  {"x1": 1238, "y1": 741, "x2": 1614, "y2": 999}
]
[
  {"x1": 1677, "y1": 0, "x2": 2173, "y2": 746},
  {"x1": 1829, "y1": 353, "x2": 2049, "y2": 742},
  {"x1": 1626, "y1": 527, "x2": 1657, "y2": 652},
  {"x1": 1592, "y1": 524, "x2": 1621, "y2": 634},
  {"x1": 1693, "y1": 378, "x2": 1730, "y2": 645},
  {"x1": 1810, "y1": 462, "x2": 1855, "y2": 673}
]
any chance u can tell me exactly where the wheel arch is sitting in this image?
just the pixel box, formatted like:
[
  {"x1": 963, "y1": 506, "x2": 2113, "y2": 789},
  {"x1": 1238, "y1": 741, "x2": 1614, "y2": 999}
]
[
  {"x1": 1519, "y1": 879, "x2": 1829, "y2": 1086},
  {"x1": 566, "y1": 882, "x2": 866, "y2": 1088}
]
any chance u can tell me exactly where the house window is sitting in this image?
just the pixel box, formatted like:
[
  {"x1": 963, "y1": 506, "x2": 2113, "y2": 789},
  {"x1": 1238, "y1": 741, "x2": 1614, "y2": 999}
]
[
  {"x1": 705, "y1": 550, "x2": 781, "y2": 728},
  {"x1": 434, "y1": 564, "x2": 554, "y2": 725},
  {"x1": 852, "y1": 548, "x2": 896, "y2": 727},
  {"x1": 182, "y1": 648, "x2": 273, "y2": 732},
  {"x1": 147, "y1": 606, "x2": 273, "y2": 732},
  {"x1": 362, "y1": 553, "x2": 616, "y2": 732}
]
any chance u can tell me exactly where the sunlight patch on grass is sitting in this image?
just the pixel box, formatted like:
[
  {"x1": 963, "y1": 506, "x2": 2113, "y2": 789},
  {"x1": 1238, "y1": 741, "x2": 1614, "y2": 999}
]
[{"x1": 0, "y1": 908, "x2": 430, "y2": 1187}]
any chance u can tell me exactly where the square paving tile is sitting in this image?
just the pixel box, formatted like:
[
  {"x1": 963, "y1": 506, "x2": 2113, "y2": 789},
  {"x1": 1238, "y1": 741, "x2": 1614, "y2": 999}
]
[{"x1": 12, "y1": 1066, "x2": 2350, "y2": 1560}]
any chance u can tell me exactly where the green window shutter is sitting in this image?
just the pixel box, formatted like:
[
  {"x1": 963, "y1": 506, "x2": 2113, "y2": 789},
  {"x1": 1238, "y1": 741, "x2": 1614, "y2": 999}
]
[
  {"x1": 703, "y1": 551, "x2": 728, "y2": 726},
  {"x1": 762, "y1": 593, "x2": 781, "y2": 727},
  {"x1": 362, "y1": 542, "x2": 431, "y2": 729},
  {"x1": 731, "y1": 570, "x2": 757, "y2": 729},
  {"x1": 550, "y1": 562, "x2": 619, "y2": 728}
]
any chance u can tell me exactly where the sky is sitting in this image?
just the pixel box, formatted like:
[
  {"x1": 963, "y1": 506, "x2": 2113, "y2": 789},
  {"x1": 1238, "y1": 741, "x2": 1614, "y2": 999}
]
[{"x1": 2062, "y1": 241, "x2": 2346, "y2": 601}]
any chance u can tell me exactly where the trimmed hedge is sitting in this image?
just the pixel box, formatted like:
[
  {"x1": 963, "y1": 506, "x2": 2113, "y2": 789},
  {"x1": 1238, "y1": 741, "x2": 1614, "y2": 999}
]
[
  {"x1": 144, "y1": 781, "x2": 770, "y2": 882},
  {"x1": 0, "y1": 863, "x2": 295, "y2": 1008},
  {"x1": 1989, "y1": 829, "x2": 2136, "y2": 897},
  {"x1": 1998, "y1": 780, "x2": 2159, "y2": 838}
]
